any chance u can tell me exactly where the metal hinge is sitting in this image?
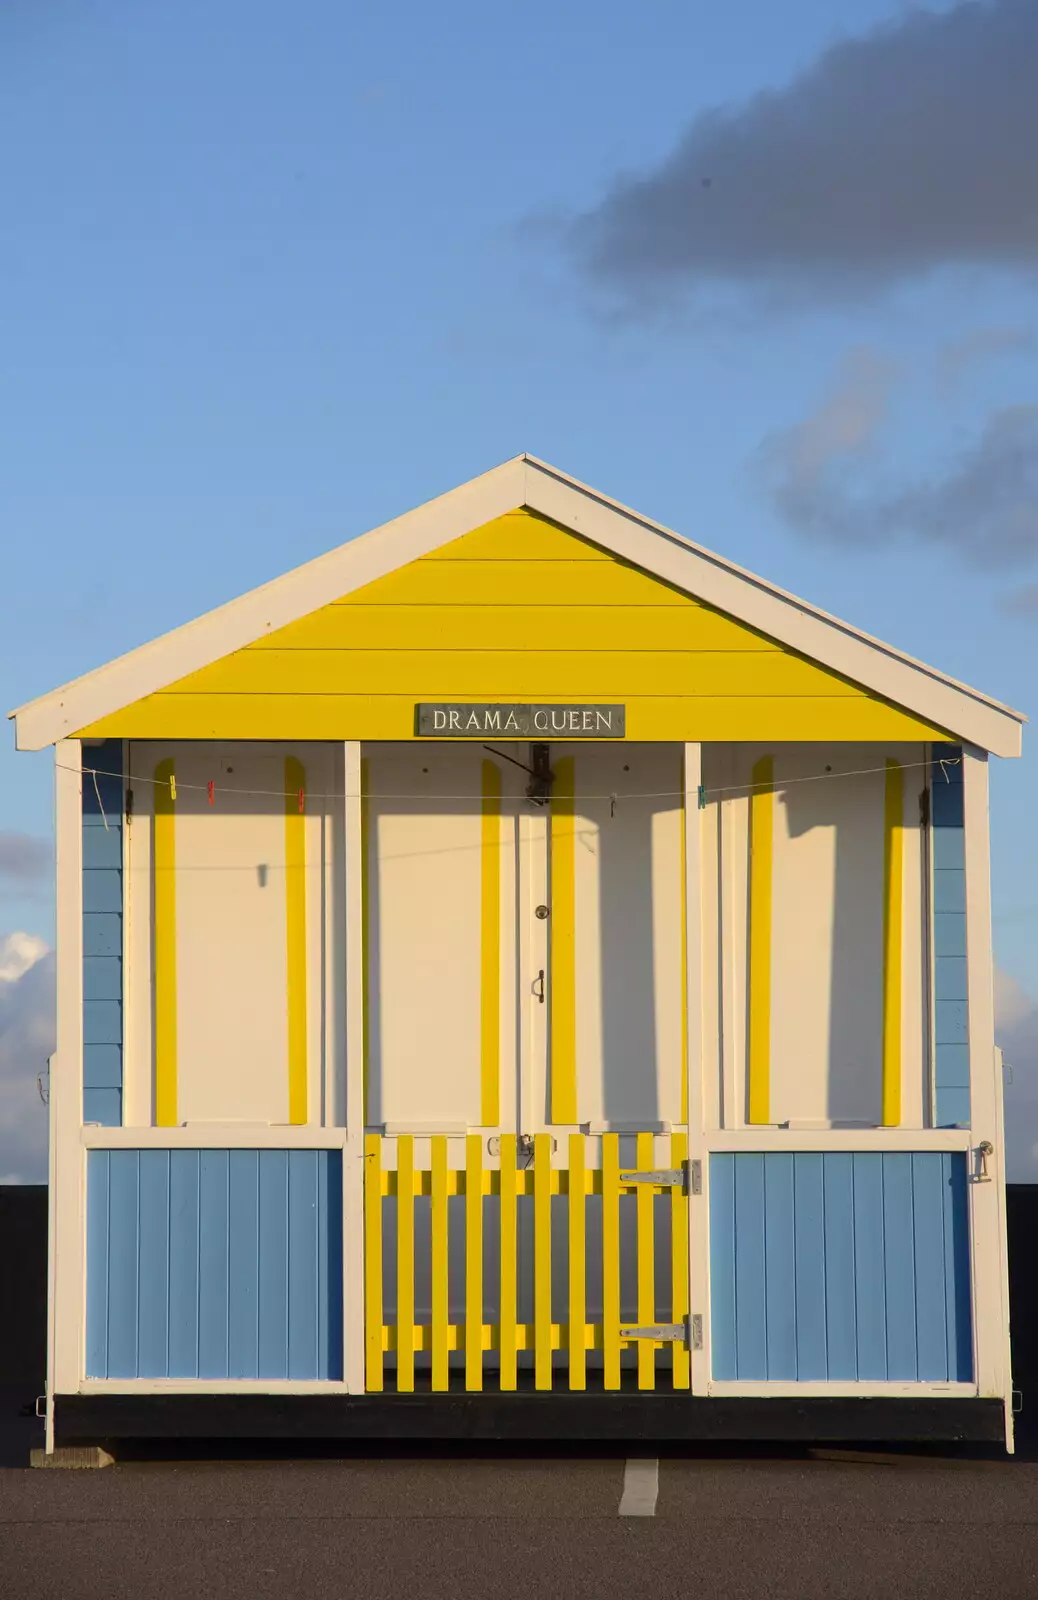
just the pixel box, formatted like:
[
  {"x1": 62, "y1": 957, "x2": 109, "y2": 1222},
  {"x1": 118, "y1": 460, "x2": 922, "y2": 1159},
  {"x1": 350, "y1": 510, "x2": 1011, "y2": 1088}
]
[
  {"x1": 619, "y1": 1160, "x2": 701, "y2": 1192},
  {"x1": 621, "y1": 1323, "x2": 686, "y2": 1342},
  {"x1": 619, "y1": 1168, "x2": 685, "y2": 1187},
  {"x1": 691, "y1": 1314, "x2": 703, "y2": 1351}
]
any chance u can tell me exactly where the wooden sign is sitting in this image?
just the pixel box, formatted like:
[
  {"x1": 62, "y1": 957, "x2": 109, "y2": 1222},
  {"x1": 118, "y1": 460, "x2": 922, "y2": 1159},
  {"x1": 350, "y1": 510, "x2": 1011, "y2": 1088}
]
[{"x1": 416, "y1": 704, "x2": 626, "y2": 737}]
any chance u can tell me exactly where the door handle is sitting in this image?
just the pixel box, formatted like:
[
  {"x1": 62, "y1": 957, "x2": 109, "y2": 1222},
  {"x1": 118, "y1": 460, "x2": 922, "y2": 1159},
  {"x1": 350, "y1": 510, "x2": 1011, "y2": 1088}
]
[{"x1": 533, "y1": 969, "x2": 545, "y2": 1004}]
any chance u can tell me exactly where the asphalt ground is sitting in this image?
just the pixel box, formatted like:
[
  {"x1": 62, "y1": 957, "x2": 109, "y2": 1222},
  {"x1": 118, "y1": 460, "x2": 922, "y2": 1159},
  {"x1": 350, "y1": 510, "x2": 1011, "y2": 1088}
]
[{"x1": 3, "y1": 1397, "x2": 1038, "y2": 1600}]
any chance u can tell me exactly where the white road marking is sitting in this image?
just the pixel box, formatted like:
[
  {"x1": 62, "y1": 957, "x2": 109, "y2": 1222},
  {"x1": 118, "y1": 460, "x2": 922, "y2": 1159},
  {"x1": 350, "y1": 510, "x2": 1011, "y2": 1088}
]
[{"x1": 619, "y1": 1457, "x2": 659, "y2": 1517}]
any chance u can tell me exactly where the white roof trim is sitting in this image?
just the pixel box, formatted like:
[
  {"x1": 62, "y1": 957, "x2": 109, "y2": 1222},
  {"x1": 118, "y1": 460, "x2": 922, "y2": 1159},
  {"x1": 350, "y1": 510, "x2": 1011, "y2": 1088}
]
[{"x1": 10, "y1": 453, "x2": 1024, "y2": 756}]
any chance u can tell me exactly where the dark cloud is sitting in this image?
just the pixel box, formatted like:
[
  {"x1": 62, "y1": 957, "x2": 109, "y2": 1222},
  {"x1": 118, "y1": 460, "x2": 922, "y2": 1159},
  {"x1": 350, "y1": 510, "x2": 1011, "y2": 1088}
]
[
  {"x1": 0, "y1": 832, "x2": 51, "y2": 887},
  {"x1": 1002, "y1": 583, "x2": 1038, "y2": 617},
  {"x1": 759, "y1": 350, "x2": 1038, "y2": 566},
  {"x1": 938, "y1": 326, "x2": 1036, "y2": 385},
  {"x1": 570, "y1": 0, "x2": 1038, "y2": 305},
  {"x1": 0, "y1": 935, "x2": 52, "y2": 1184}
]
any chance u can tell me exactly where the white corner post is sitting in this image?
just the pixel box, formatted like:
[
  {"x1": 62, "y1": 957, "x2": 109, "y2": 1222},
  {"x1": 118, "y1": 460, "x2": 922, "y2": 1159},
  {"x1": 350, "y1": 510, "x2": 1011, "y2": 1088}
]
[
  {"x1": 961, "y1": 745, "x2": 1013, "y2": 1450},
  {"x1": 683, "y1": 744, "x2": 710, "y2": 1394},
  {"x1": 342, "y1": 741, "x2": 366, "y2": 1393},
  {"x1": 49, "y1": 740, "x2": 85, "y2": 1450}
]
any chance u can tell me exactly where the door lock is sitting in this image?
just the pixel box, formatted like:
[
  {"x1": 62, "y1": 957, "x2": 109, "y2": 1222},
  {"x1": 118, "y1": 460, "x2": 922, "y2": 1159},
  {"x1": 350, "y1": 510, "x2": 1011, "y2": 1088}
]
[{"x1": 535, "y1": 904, "x2": 550, "y2": 919}]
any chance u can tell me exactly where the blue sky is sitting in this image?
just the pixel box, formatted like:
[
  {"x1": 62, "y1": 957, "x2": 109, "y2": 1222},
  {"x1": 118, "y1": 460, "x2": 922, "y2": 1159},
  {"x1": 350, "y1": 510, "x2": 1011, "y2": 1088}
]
[{"x1": 1, "y1": 1, "x2": 1037, "y2": 1171}]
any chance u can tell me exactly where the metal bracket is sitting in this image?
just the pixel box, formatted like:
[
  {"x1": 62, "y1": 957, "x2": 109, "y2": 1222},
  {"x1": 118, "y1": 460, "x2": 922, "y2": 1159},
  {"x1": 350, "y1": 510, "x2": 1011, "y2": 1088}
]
[
  {"x1": 621, "y1": 1324, "x2": 685, "y2": 1342},
  {"x1": 689, "y1": 1159, "x2": 702, "y2": 1195},
  {"x1": 619, "y1": 1168, "x2": 685, "y2": 1187},
  {"x1": 690, "y1": 1314, "x2": 703, "y2": 1351}
]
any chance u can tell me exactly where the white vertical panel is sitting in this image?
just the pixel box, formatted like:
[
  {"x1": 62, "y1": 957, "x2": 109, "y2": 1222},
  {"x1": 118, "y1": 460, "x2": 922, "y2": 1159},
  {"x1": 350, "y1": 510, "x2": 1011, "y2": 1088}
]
[
  {"x1": 684, "y1": 744, "x2": 711, "y2": 1395},
  {"x1": 124, "y1": 742, "x2": 335, "y2": 1128},
  {"x1": 717, "y1": 742, "x2": 927, "y2": 1129},
  {"x1": 363, "y1": 743, "x2": 490, "y2": 1130},
  {"x1": 52, "y1": 740, "x2": 84, "y2": 1410},
  {"x1": 343, "y1": 741, "x2": 366, "y2": 1392},
  {"x1": 175, "y1": 747, "x2": 290, "y2": 1124},
  {"x1": 566, "y1": 744, "x2": 684, "y2": 1129},
  {"x1": 962, "y1": 746, "x2": 1011, "y2": 1427}
]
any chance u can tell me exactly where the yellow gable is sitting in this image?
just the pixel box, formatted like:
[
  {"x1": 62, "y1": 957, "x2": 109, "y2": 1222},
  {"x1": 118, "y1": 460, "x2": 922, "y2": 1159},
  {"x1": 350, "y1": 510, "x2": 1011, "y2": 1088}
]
[{"x1": 76, "y1": 509, "x2": 947, "y2": 741}]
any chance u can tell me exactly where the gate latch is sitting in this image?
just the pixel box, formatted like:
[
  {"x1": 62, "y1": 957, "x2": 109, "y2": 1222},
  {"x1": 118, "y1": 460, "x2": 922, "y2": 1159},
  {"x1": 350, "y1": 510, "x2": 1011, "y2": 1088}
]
[{"x1": 620, "y1": 1323, "x2": 686, "y2": 1342}]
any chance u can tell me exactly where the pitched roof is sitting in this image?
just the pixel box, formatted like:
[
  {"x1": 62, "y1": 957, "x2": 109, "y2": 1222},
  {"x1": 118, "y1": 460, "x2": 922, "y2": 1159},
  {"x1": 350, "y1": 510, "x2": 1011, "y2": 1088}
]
[{"x1": 9, "y1": 453, "x2": 1024, "y2": 755}]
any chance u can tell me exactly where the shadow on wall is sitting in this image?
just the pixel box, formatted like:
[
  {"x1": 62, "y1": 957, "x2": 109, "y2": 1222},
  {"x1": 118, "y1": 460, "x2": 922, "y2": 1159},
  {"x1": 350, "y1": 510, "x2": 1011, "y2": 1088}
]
[
  {"x1": 595, "y1": 797, "x2": 659, "y2": 1129},
  {"x1": 774, "y1": 759, "x2": 906, "y2": 1126}
]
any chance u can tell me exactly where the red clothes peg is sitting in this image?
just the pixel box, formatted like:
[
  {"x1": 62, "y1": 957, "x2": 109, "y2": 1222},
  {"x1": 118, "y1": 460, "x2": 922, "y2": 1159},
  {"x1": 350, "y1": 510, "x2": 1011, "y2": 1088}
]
[
  {"x1": 208, "y1": 780, "x2": 215, "y2": 805},
  {"x1": 298, "y1": 788, "x2": 305, "y2": 814}
]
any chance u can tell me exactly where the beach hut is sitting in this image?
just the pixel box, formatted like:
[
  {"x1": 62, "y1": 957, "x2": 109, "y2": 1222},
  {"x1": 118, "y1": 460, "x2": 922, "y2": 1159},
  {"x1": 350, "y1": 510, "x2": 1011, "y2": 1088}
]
[{"x1": 11, "y1": 455, "x2": 1022, "y2": 1451}]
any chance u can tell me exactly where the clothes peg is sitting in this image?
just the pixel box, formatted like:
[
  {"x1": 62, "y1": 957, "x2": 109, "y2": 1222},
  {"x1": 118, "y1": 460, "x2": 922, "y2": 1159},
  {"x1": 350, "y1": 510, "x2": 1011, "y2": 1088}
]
[
  {"x1": 169, "y1": 775, "x2": 177, "y2": 801},
  {"x1": 697, "y1": 784, "x2": 707, "y2": 810},
  {"x1": 298, "y1": 788, "x2": 305, "y2": 814},
  {"x1": 207, "y1": 780, "x2": 215, "y2": 805}
]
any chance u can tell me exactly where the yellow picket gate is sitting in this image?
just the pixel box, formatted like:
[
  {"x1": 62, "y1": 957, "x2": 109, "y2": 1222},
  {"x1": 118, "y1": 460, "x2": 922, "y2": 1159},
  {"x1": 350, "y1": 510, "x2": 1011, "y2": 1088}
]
[{"x1": 364, "y1": 1131, "x2": 691, "y2": 1394}]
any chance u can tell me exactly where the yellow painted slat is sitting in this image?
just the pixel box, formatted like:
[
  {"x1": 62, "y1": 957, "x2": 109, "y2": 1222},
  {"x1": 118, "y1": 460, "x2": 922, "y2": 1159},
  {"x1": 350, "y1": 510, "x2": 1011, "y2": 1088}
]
[
  {"x1": 568, "y1": 1134, "x2": 586, "y2": 1391},
  {"x1": 635, "y1": 1132, "x2": 656, "y2": 1391},
  {"x1": 882, "y1": 759, "x2": 904, "y2": 1127},
  {"x1": 166, "y1": 649, "x2": 864, "y2": 700},
  {"x1": 431, "y1": 1136, "x2": 449, "y2": 1392},
  {"x1": 480, "y1": 761, "x2": 501, "y2": 1128},
  {"x1": 419, "y1": 512, "x2": 611, "y2": 562},
  {"x1": 79, "y1": 695, "x2": 946, "y2": 744},
  {"x1": 396, "y1": 1135, "x2": 415, "y2": 1393},
  {"x1": 602, "y1": 1134, "x2": 621, "y2": 1391},
  {"x1": 153, "y1": 758, "x2": 178, "y2": 1128},
  {"x1": 284, "y1": 756, "x2": 308, "y2": 1126},
  {"x1": 550, "y1": 758, "x2": 577, "y2": 1126},
  {"x1": 343, "y1": 556, "x2": 706, "y2": 609},
  {"x1": 748, "y1": 756, "x2": 774, "y2": 1126},
  {"x1": 364, "y1": 1134, "x2": 383, "y2": 1392},
  {"x1": 466, "y1": 1134, "x2": 483, "y2": 1392},
  {"x1": 670, "y1": 1132, "x2": 691, "y2": 1390},
  {"x1": 498, "y1": 1134, "x2": 518, "y2": 1392},
  {"x1": 360, "y1": 757, "x2": 371, "y2": 1127},
  {"x1": 384, "y1": 1322, "x2": 603, "y2": 1354},
  {"x1": 259, "y1": 604, "x2": 781, "y2": 654},
  {"x1": 533, "y1": 1133, "x2": 553, "y2": 1391}
]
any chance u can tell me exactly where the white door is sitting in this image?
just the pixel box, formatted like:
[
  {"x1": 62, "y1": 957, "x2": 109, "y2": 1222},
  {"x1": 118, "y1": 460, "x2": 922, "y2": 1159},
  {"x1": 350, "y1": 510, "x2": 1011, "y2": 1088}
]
[{"x1": 363, "y1": 739, "x2": 686, "y2": 1135}]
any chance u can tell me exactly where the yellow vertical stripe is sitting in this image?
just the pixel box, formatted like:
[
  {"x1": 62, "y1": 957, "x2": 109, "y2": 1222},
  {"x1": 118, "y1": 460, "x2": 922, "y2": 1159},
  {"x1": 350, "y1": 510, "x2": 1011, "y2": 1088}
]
[
  {"x1": 430, "y1": 1135, "x2": 449, "y2": 1391},
  {"x1": 360, "y1": 757, "x2": 371, "y2": 1127},
  {"x1": 533, "y1": 1132, "x2": 552, "y2": 1390},
  {"x1": 602, "y1": 1134, "x2": 621, "y2": 1391},
  {"x1": 465, "y1": 1134, "x2": 483, "y2": 1391},
  {"x1": 396, "y1": 1135, "x2": 415, "y2": 1392},
  {"x1": 670, "y1": 1132, "x2": 691, "y2": 1389},
  {"x1": 364, "y1": 1134, "x2": 383, "y2": 1392},
  {"x1": 550, "y1": 757, "x2": 577, "y2": 1125},
  {"x1": 480, "y1": 761, "x2": 501, "y2": 1127},
  {"x1": 498, "y1": 1133, "x2": 518, "y2": 1392},
  {"x1": 635, "y1": 1131, "x2": 656, "y2": 1391},
  {"x1": 153, "y1": 759, "x2": 178, "y2": 1128},
  {"x1": 680, "y1": 755, "x2": 689, "y2": 1127},
  {"x1": 284, "y1": 757, "x2": 308, "y2": 1126},
  {"x1": 567, "y1": 1133, "x2": 586, "y2": 1391},
  {"x1": 882, "y1": 759, "x2": 904, "y2": 1128},
  {"x1": 748, "y1": 755, "x2": 774, "y2": 1125}
]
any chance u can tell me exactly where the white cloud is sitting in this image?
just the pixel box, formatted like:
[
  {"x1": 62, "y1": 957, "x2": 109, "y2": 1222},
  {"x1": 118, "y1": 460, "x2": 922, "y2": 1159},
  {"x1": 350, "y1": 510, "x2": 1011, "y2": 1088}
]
[{"x1": 0, "y1": 931, "x2": 53, "y2": 1184}]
